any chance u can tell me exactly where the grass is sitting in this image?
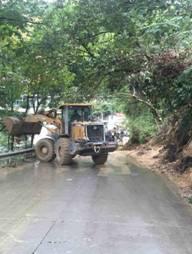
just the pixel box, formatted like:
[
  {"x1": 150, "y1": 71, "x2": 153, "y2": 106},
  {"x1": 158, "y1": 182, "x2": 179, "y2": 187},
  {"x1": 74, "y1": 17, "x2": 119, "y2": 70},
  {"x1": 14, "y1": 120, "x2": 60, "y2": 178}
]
[
  {"x1": 0, "y1": 132, "x2": 8, "y2": 152},
  {"x1": 188, "y1": 197, "x2": 192, "y2": 204}
]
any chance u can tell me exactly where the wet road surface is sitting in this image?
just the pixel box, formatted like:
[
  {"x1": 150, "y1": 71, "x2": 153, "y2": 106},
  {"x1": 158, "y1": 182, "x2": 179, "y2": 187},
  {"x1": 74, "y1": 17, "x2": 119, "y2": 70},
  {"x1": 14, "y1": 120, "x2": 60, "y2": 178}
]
[{"x1": 0, "y1": 152, "x2": 192, "y2": 254}]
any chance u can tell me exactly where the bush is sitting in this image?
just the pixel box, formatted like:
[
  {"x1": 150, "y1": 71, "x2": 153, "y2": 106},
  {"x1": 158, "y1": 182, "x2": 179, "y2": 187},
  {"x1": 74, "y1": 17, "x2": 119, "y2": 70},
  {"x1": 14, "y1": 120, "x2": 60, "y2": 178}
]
[
  {"x1": 0, "y1": 132, "x2": 8, "y2": 152},
  {"x1": 127, "y1": 112, "x2": 157, "y2": 144}
]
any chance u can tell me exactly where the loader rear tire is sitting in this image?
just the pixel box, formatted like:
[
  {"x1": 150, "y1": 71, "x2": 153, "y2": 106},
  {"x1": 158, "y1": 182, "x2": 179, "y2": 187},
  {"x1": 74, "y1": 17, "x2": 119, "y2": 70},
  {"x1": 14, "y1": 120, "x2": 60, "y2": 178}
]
[
  {"x1": 35, "y1": 139, "x2": 55, "y2": 162},
  {"x1": 55, "y1": 138, "x2": 72, "y2": 165}
]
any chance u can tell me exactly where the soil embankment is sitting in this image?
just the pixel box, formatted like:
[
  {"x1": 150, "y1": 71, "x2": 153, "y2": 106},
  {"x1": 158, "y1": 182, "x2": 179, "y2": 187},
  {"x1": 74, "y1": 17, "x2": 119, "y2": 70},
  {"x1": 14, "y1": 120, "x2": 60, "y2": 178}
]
[{"x1": 126, "y1": 144, "x2": 192, "y2": 204}]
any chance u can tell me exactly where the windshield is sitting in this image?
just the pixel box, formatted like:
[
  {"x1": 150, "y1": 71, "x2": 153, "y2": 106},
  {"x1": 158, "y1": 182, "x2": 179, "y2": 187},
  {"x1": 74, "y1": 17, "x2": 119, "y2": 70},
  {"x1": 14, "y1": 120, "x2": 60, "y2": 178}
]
[{"x1": 68, "y1": 106, "x2": 91, "y2": 122}]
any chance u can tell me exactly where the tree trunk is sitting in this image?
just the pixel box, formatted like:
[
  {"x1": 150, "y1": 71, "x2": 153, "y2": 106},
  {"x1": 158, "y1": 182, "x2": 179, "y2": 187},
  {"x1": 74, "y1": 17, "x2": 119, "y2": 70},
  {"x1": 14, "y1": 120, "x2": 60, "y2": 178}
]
[
  {"x1": 24, "y1": 95, "x2": 30, "y2": 116},
  {"x1": 34, "y1": 96, "x2": 47, "y2": 114},
  {"x1": 31, "y1": 96, "x2": 36, "y2": 114}
]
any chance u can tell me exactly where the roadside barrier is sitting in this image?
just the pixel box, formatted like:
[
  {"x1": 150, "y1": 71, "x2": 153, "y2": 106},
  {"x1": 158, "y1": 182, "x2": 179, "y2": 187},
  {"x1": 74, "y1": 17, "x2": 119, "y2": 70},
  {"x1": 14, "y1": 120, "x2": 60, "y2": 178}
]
[{"x1": 0, "y1": 148, "x2": 34, "y2": 159}]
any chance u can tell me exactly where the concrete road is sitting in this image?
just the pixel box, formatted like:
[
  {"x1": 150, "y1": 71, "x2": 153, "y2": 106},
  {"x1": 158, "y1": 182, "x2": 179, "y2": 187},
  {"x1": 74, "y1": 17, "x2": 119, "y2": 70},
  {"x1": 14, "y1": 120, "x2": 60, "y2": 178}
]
[{"x1": 0, "y1": 152, "x2": 192, "y2": 254}]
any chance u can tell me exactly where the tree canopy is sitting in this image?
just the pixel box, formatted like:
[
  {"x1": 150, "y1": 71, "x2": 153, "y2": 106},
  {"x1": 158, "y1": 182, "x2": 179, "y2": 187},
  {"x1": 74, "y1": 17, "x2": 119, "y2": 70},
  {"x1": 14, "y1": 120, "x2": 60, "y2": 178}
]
[{"x1": 1, "y1": 0, "x2": 192, "y2": 122}]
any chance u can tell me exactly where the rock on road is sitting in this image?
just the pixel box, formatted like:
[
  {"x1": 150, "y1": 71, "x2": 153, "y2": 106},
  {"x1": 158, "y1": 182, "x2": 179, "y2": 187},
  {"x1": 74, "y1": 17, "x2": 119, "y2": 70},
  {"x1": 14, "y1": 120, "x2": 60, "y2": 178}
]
[{"x1": 0, "y1": 152, "x2": 192, "y2": 254}]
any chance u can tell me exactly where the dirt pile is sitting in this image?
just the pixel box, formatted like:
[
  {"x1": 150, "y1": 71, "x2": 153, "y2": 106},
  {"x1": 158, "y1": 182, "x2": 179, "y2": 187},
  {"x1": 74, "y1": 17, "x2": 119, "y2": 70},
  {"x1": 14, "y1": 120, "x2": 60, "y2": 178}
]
[{"x1": 150, "y1": 107, "x2": 192, "y2": 173}]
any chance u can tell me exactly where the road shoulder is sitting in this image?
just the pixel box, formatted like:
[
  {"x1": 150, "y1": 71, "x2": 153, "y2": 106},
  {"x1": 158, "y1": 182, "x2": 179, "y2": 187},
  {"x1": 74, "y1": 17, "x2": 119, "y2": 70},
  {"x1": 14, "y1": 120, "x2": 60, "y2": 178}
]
[{"x1": 126, "y1": 145, "x2": 192, "y2": 206}]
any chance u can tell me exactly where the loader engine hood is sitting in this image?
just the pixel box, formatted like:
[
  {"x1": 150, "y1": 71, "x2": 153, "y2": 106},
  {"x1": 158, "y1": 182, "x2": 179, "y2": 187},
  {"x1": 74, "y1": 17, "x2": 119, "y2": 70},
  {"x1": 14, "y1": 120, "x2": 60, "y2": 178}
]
[{"x1": 71, "y1": 121, "x2": 105, "y2": 142}]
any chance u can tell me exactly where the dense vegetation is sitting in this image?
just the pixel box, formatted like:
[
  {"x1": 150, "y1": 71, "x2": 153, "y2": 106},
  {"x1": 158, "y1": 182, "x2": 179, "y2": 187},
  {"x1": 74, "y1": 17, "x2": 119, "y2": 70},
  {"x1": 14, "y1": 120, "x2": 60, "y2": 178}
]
[{"x1": 1, "y1": 0, "x2": 192, "y2": 145}]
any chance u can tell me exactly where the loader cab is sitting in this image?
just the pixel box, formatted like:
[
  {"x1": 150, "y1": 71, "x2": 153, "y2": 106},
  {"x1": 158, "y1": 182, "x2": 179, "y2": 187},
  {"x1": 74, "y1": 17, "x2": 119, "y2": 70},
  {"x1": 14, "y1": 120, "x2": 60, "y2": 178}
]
[{"x1": 59, "y1": 104, "x2": 92, "y2": 135}]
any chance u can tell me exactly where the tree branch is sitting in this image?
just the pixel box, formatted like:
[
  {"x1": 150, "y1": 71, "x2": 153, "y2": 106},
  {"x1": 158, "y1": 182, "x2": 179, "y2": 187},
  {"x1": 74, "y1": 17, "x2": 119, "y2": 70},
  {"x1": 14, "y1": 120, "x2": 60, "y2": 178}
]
[
  {"x1": 131, "y1": 93, "x2": 162, "y2": 125},
  {"x1": 114, "y1": 91, "x2": 162, "y2": 125},
  {"x1": 80, "y1": 42, "x2": 96, "y2": 58},
  {"x1": 0, "y1": 16, "x2": 43, "y2": 25}
]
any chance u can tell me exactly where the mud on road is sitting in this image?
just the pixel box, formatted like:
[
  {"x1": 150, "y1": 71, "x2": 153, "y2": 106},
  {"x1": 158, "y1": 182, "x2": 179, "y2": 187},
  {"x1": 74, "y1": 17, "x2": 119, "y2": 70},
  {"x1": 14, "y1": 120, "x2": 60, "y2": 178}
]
[{"x1": 126, "y1": 145, "x2": 192, "y2": 202}]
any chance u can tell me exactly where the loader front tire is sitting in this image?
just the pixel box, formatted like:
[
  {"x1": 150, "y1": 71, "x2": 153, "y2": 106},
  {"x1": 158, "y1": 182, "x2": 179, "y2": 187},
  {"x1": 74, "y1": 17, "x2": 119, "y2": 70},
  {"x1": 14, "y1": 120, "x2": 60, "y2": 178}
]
[
  {"x1": 35, "y1": 138, "x2": 55, "y2": 162},
  {"x1": 55, "y1": 138, "x2": 72, "y2": 165},
  {"x1": 92, "y1": 153, "x2": 108, "y2": 165}
]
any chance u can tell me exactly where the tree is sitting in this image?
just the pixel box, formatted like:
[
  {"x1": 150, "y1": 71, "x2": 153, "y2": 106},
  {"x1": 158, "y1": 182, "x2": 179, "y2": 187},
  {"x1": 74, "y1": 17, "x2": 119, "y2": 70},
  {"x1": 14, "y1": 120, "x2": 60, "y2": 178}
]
[{"x1": 0, "y1": 0, "x2": 48, "y2": 112}]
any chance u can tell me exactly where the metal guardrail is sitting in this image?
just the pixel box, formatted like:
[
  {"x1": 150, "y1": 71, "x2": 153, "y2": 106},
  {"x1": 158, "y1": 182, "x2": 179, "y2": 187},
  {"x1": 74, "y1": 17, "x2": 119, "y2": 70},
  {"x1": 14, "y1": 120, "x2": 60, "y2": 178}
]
[{"x1": 0, "y1": 148, "x2": 34, "y2": 159}]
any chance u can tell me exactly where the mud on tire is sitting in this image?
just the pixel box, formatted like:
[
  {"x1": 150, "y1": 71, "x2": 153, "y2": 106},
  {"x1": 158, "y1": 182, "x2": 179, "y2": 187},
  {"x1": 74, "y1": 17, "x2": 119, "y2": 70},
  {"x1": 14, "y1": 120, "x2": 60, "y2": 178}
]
[
  {"x1": 55, "y1": 138, "x2": 72, "y2": 165},
  {"x1": 35, "y1": 138, "x2": 55, "y2": 162},
  {"x1": 92, "y1": 153, "x2": 108, "y2": 165}
]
